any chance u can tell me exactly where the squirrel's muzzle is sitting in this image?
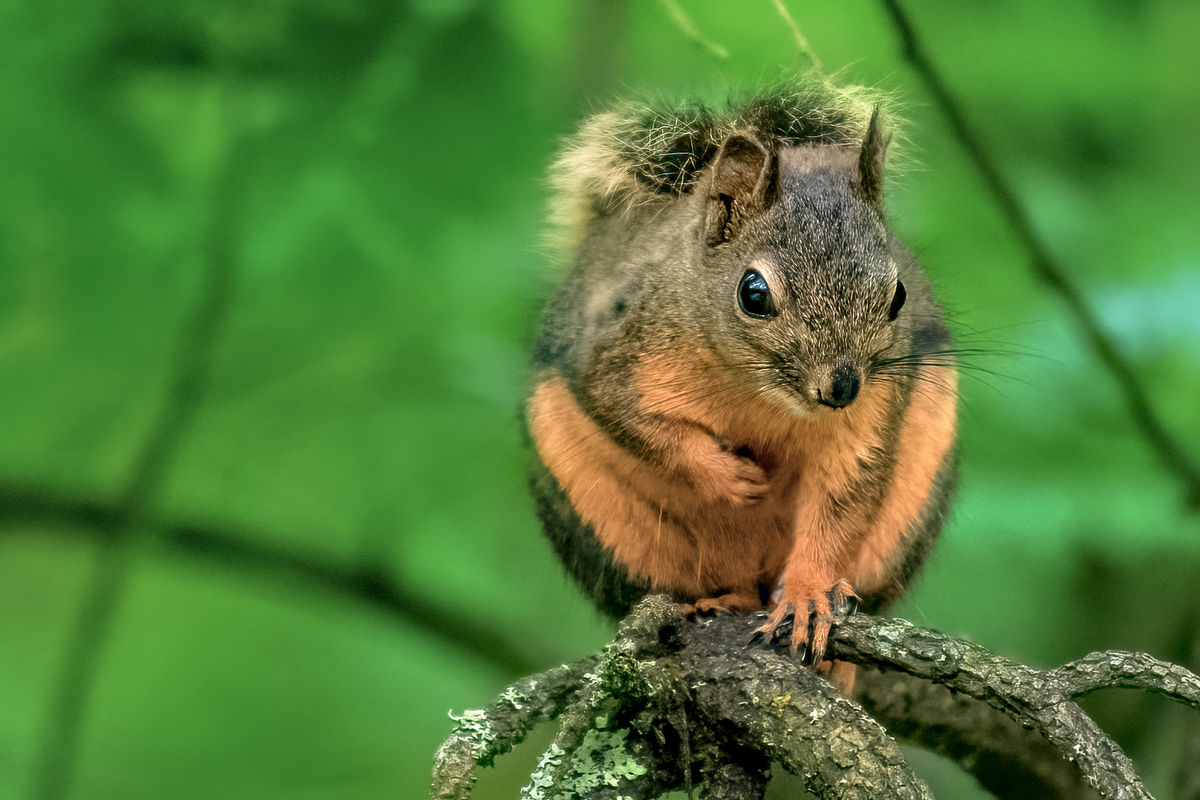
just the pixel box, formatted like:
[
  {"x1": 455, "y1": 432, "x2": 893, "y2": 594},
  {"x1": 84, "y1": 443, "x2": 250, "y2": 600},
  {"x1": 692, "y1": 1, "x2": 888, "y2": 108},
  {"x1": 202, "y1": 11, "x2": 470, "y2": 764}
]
[{"x1": 815, "y1": 365, "x2": 861, "y2": 409}]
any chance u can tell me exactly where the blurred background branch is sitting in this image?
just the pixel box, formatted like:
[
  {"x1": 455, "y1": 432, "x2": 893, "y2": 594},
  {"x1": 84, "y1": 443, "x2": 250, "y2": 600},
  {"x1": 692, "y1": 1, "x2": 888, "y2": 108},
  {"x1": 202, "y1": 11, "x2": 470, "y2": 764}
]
[
  {"x1": 0, "y1": 481, "x2": 541, "y2": 678},
  {"x1": 770, "y1": 0, "x2": 822, "y2": 71},
  {"x1": 658, "y1": 0, "x2": 729, "y2": 61},
  {"x1": 880, "y1": 0, "x2": 1200, "y2": 511},
  {"x1": 29, "y1": 105, "x2": 241, "y2": 800}
]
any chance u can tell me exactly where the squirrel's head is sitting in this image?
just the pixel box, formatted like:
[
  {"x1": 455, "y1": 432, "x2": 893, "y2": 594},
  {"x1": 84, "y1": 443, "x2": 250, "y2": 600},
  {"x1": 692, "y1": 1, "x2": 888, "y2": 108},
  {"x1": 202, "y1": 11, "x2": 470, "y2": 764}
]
[{"x1": 692, "y1": 113, "x2": 912, "y2": 416}]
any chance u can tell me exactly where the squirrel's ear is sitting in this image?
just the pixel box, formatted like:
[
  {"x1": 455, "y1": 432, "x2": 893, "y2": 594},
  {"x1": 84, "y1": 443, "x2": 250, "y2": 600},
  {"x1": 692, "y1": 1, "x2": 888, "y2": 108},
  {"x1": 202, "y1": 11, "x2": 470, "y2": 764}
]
[
  {"x1": 704, "y1": 132, "x2": 776, "y2": 246},
  {"x1": 858, "y1": 107, "x2": 890, "y2": 207}
]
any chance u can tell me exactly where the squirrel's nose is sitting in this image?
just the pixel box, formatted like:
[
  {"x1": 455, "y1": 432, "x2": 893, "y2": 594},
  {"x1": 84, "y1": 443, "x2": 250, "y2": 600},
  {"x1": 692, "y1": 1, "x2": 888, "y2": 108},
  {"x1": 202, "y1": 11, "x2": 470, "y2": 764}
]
[{"x1": 818, "y1": 366, "x2": 860, "y2": 409}]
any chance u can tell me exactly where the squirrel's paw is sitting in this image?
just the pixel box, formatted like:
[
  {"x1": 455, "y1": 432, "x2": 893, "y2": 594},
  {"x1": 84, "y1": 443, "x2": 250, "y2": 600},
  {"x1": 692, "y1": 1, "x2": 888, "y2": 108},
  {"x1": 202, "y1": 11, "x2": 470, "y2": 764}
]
[
  {"x1": 693, "y1": 446, "x2": 770, "y2": 506},
  {"x1": 680, "y1": 590, "x2": 763, "y2": 618},
  {"x1": 749, "y1": 579, "x2": 857, "y2": 665}
]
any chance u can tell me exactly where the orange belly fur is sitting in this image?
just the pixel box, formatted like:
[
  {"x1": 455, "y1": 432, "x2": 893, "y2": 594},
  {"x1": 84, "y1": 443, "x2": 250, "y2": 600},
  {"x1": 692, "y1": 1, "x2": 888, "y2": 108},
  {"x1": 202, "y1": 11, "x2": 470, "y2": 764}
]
[{"x1": 527, "y1": 353, "x2": 956, "y2": 605}]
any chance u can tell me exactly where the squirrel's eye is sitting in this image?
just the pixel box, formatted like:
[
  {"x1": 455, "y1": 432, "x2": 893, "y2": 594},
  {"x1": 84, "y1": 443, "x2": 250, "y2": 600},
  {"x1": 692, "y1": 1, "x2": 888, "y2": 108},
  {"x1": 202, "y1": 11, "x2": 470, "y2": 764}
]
[
  {"x1": 737, "y1": 270, "x2": 774, "y2": 319},
  {"x1": 888, "y1": 279, "x2": 906, "y2": 321}
]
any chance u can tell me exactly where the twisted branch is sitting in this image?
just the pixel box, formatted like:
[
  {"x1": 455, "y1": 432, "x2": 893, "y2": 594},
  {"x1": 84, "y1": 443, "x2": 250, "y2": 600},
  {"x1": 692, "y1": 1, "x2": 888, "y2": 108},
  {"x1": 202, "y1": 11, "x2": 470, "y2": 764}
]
[
  {"x1": 824, "y1": 614, "x2": 1200, "y2": 799},
  {"x1": 432, "y1": 596, "x2": 1200, "y2": 799},
  {"x1": 854, "y1": 667, "x2": 1101, "y2": 799},
  {"x1": 433, "y1": 657, "x2": 598, "y2": 800}
]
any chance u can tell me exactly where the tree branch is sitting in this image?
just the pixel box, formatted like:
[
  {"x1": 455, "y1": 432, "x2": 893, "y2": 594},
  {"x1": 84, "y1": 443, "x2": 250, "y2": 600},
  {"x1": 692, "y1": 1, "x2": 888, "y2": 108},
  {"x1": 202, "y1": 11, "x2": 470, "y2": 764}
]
[
  {"x1": 854, "y1": 667, "x2": 1101, "y2": 799},
  {"x1": 682, "y1": 613, "x2": 932, "y2": 799},
  {"x1": 877, "y1": 0, "x2": 1200, "y2": 510},
  {"x1": 823, "y1": 614, "x2": 1198, "y2": 799},
  {"x1": 434, "y1": 596, "x2": 1200, "y2": 799},
  {"x1": 433, "y1": 657, "x2": 598, "y2": 800},
  {"x1": 1051, "y1": 651, "x2": 1200, "y2": 704}
]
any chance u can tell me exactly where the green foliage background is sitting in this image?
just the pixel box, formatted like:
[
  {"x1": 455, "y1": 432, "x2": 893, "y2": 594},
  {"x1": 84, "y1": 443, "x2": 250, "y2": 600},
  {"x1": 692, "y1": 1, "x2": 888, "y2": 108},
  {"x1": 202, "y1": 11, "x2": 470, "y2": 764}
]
[{"x1": 1, "y1": 1, "x2": 1197, "y2": 798}]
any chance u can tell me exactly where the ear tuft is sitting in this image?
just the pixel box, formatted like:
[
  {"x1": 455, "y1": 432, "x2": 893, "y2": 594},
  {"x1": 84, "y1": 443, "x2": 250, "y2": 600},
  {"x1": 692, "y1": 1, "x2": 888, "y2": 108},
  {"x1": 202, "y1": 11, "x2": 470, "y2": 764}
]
[
  {"x1": 858, "y1": 106, "x2": 890, "y2": 207},
  {"x1": 704, "y1": 132, "x2": 776, "y2": 246}
]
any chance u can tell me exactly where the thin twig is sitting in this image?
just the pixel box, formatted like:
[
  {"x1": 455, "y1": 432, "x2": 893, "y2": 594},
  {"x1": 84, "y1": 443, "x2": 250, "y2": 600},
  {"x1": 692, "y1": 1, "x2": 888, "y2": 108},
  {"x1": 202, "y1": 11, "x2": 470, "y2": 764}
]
[
  {"x1": 878, "y1": 0, "x2": 1200, "y2": 510},
  {"x1": 770, "y1": 0, "x2": 822, "y2": 70},
  {"x1": 659, "y1": 0, "x2": 729, "y2": 61},
  {"x1": 524, "y1": 673, "x2": 608, "y2": 799},
  {"x1": 26, "y1": 520, "x2": 132, "y2": 800},
  {"x1": 433, "y1": 657, "x2": 597, "y2": 800}
]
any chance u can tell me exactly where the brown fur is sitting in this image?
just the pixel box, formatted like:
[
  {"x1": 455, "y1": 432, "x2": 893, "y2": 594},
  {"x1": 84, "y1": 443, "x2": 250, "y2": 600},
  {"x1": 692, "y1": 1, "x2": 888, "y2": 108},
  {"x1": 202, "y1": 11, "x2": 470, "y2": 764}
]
[
  {"x1": 529, "y1": 83, "x2": 957, "y2": 673},
  {"x1": 529, "y1": 347, "x2": 956, "y2": 635}
]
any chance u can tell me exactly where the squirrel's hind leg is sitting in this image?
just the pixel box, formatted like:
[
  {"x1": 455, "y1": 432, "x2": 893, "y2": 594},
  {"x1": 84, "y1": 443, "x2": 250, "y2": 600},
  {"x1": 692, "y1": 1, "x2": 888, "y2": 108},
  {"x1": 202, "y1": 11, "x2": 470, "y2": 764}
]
[
  {"x1": 679, "y1": 588, "x2": 764, "y2": 617},
  {"x1": 816, "y1": 659, "x2": 858, "y2": 695}
]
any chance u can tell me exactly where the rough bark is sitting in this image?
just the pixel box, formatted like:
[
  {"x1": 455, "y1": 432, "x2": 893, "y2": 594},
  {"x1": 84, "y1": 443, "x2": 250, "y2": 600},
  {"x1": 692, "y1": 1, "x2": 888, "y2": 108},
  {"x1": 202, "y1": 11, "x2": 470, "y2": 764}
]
[
  {"x1": 433, "y1": 658, "x2": 598, "y2": 800},
  {"x1": 854, "y1": 667, "x2": 1100, "y2": 799},
  {"x1": 432, "y1": 596, "x2": 1200, "y2": 799}
]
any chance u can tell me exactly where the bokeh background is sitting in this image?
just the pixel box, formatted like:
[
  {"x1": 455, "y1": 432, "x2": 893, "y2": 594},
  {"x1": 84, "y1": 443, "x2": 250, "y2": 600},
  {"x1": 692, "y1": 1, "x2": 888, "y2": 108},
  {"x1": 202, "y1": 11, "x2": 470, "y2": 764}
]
[{"x1": 1, "y1": 1, "x2": 1198, "y2": 798}]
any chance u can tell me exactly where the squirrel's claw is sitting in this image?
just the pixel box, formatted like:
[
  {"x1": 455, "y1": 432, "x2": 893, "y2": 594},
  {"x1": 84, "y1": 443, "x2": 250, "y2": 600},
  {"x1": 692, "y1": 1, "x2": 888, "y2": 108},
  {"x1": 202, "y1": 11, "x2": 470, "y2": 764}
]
[
  {"x1": 751, "y1": 579, "x2": 857, "y2": 666},
  {"x1": 829, "y1": 587, "x2": 858, "y2": 619}
]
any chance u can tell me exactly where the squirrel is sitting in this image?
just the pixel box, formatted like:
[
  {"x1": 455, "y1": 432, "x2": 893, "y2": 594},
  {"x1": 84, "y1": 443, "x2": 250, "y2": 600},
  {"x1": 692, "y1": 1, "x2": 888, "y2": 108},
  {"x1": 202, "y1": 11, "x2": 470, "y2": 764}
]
[{"x1": 525, "y1": 78, "x2": 958, "y2": 669}]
